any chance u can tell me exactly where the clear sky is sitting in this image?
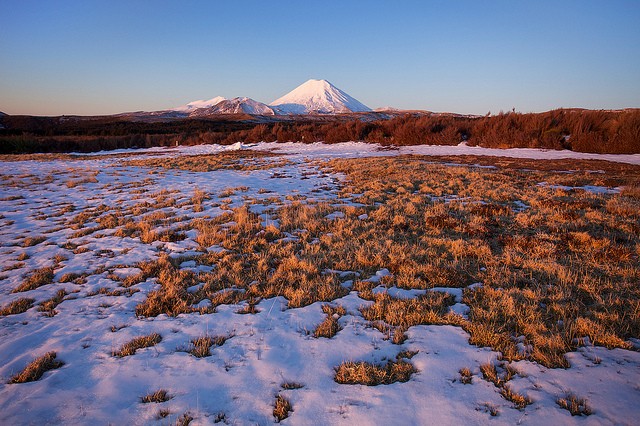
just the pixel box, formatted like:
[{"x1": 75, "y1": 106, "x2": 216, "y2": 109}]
[{"x1": 1, "y1": 0, "x2": 639, "y2": 116}]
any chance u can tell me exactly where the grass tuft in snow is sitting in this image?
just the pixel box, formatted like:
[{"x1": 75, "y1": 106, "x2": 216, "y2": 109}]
[
  {"x1": 8, "y1": 352, "x2": 64, "y2": 383},
  {"x1": 21, "y1": 236, "x2": 46, "y2": 247},
  {"x1": 313, "y1": 304, "x2": 346, "y2": 338},
  {"x1": 38, "y1": 289, "x2": 67, "y2": 317},
  {"x1": 480, "y1": 363, "x2": 531, "y2": 409},
  {"x1": 0, "y1": 297, "x2": 34, "y2": 316},
  {"x1": 459, "y1": 367, "x2": 473, "y2": 384},
  {"x1": 334, "y1": 359, "x2": 417, "y2": 386},
  {"x1": 500, "y1": 386, "x2": 532, "y2": 410},
  {"x1": 140, "y1": 389, "x2": 172, "y2": 403},
  {"x1": 176, "y1": 412, "x2": 194, "y2": 426},
  {"x1": 273, "y1": 394, "x2": 292, "y2": 422},
  {"x1": 557, "y1": 394, "x2": 592, "y2": 416},
  {"x1": 187, "y1": 334, "x2": 231, "y2": 358},
  {"x1": 281, "y1": 381, "x2": 304, "y2": 390},
  {"x1": 12, "y1": 266, "x2": 54, "y2": 293},
  {"x1": 113, "y1": 333, "x2": 162, "y2": 357}
]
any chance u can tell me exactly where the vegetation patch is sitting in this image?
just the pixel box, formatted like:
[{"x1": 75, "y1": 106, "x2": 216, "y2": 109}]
[
  {"x1": 38, "y1": 289, "x2": 67, "y2": 317},
  {"x1": 127, "y1": 150, "x2": 289, "y2": 172},
  {"x1": 458, "y1": 367, "x2": 473, "y2": 384},
  {"x1": 313, "y1": 304, "x2": 346, "y2": 338},
  {"x1": 8, "y1": 352, "x2": 64, "y2": 383},
  {"x1": 273, "y1": 394, "x2": 293, "y2": 422},
  {"x1": 334, "y1": 359, "x2": 417, "y2": 385},
  {"x1": 140, "y1": 389, "x2": 172, "y2": 403},
  {"x1": 187, "y1": 334, "x2": 231, "y2": 358},
  {"x1": 0, "y1": 297, "x2": 35, "y2": 316},
  {"x1": 12, "y1": 266, "x2": 55, "y2": 293},
  {"x1": 113, "y1": 333, "x2": 162, "y2": 357},
  {"x1": 557, "y1": 394, "x2": 592, "y2": 416},
  {"x1": 480, "y1": 363, "x2": 531, "y2": 409}
]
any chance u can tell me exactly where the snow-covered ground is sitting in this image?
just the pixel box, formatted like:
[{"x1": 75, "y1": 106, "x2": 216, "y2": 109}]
[{"x1": 1, "y1": 142, "x2": 638, "y2": 425}]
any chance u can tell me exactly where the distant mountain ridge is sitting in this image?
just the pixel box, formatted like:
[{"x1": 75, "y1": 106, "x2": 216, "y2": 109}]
[
  {"x1": 170, "y1": 79, "x2": 370, "y2": 117},
  {"x1": 188, "y1": 97, "x2": 275, "y2": 116}
]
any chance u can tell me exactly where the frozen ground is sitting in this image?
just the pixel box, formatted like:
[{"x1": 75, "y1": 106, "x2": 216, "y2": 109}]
[{"x1": 0, "y1": 142, "x2": 638, "y2": 425}]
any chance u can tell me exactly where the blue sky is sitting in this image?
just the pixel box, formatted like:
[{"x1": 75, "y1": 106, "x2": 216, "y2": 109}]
[{"x1": 1, "y1": 0, "x2": 639, "y2": 115}]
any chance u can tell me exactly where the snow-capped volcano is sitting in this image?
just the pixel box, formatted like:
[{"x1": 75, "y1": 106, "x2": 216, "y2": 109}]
[
  {"x1": 188, "y1": 97, "x2": 275, "y2": 116},
  {"x1": 173, "y1": 96, "x2": 226, "y2": 112},
  {"x1": 270, "y1": 79, "x2": 371, "y2": 114}
]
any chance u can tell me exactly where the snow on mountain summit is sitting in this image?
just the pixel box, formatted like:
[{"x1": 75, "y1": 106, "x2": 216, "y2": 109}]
[
  {"x1": 173, "y1": 96, "x2": 226, "y2": 112},
  {"x1": 188, "y1": 97, "x2": 275, "y2": 116},
  {"x1": 270, "y1": 79, "x2": 371, "y2": 114}
]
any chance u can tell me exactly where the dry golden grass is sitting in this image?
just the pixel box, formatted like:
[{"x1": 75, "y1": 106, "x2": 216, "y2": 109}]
[
  {"x1": 313, "y1": 304, "x2": 346, "y2": 338},
  {"x1": 113, "y1": 333, "x2": 162, "y2": 357},
  {"x1": 480, "y1": 362, "x2": 531, "y2": 409},
  {"x1": 8, "y1": 352, "x2": 64, "y2": 383},
  {"x1": 334, "y1": 359, "x2": 417, "y2": 385},
  {"x1": 187, "y1": 334, "x2": 230, "y2": 358},
  {"x1": 140, "y1": 389, "x2": 172, "y2": 403},
  {"x1": 500, "y1": 386, "x2": 532, "y2": 410},
  {"x1": 16, "y1": 253, "x2": 30, "y2": 261},
  {"x1": 176, "y1": 412, "x2": 194, "y2": 426},
  {"x1": 22, "y1": 236, "x2": 46, "y2": 247},
  {"x1": 273, "y1": 394, "x2": 292, "y2": 422},
  {"x1": 12, "y1": 266, "x2": 55, "y2": 293},
  {"x1": 281, "y1": 381, "x2": 304, "y2": 390},
  {"x1": 557, "y1": 394, "x2": 592, "y2": 416},
  {"x1": 459, "y1": 367, "x2": 473, "y2": 384},
  {"x1": 126, "y1": 150, "x2": 289, "y2": 172},
  {"x1": 0, "y1": 297, "x2": 34, "y2": 316},
  {"x1": 122, "y1": 154, "x2": 640, "y2": 369},
  {"x1": 38, "y1": 289, "x2": 67, "y2": 317}
]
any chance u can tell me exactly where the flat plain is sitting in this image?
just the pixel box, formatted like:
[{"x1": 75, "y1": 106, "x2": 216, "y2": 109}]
[{"x1": 1, "y1": 142, "x2": 639, "y2": 425}]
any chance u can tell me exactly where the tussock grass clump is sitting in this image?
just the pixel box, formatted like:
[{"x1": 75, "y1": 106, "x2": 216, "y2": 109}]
[
  {"x1": 500, "y1": 385, "x2": 532, "y2": 409},
  {"x1": 8, "y1": 352, "x2": 64, "y2": 383},
  {"x1": 313, "y1": 304, "x2": 346, "y2": 338},
  {"x1": 38, "y1": 289, "x2": 67, "y2": 316},
  {"x1": 176, "y1": 412, "x2": 194, "y2": 426},
  {"x1": 22, "y1": 236, "x2": 46, "y2": 247},
  {"x1": 12, "y1": 266, "x2": 55, "y2": 293},
  {"x1": 459, "y1": 367, "x2": 473, "y2": 384},
  {"x1": 557, "y1": 394, "x2": 592, "y2": 416},
  {"x1": 273, "y1": 394, "x2": 292, "y2": 422},
  {"x1": 133, "y1": 255, "x2": 198, "y2": 317},
  {"x1": 113, "y1": 333, "x2": 162, "y2": 357},
  {"x1": 59, "y1": 272, "x2": 83, "y2": 283},
  {"x1": 140, "y1": 389, "x2": 172, "y2": 403},
  {"x1": 479, "y1": 363, "x2": 517, "y2": 388},
  {"x1": 334, "y1": 359, "x2": 417, "y2": 385},
  {"x1": 480, "y1": 362, "x2": 531, "y2": 409},
  {"x1": 0, "y1": 297, "x2": 35, "y2": 316},
  {"x1": 16, "y1": 252, "x2": 30, "y2": 261},
  {"x1": 281, "y1": 381, "x2": 304, "y2": 390},
  {"x1": 187, "y1": 334, "x2": 230, "y2": 358}
]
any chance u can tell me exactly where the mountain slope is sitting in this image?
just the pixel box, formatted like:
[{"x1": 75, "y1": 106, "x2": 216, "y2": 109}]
[
  {"x1": 189, "y1": 97, "x2": 275, "y2": 116},
  {"x1": 173, "y1": 96, "x2": 226, "y2": 112},
  {"x1": 270, "y1": 79, "x2": 371, "y2": 114}
]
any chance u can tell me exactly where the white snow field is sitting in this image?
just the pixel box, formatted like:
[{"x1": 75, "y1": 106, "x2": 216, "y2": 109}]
[{"x1": 0, "y1": 142, "x2": 639, "y2": 425}]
